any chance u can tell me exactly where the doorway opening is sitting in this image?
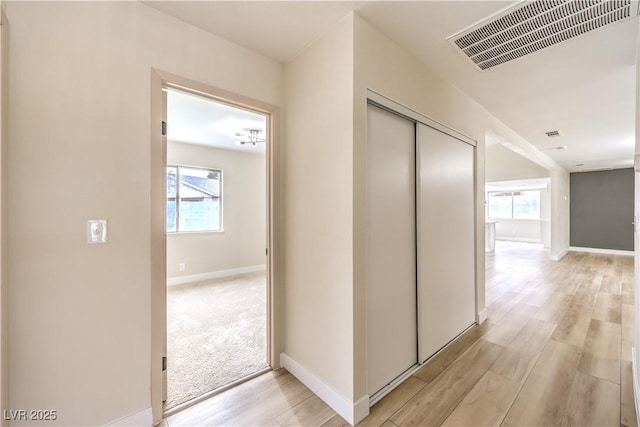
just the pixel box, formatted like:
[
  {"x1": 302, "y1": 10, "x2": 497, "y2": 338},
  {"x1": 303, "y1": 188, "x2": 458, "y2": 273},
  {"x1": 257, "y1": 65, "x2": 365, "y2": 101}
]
[
  {"x1": 484, "y1": 139, "x2": 554, "y2": 316},
  {"x1": 163, "y1": 87, "x2": 270, "y2": 412}
]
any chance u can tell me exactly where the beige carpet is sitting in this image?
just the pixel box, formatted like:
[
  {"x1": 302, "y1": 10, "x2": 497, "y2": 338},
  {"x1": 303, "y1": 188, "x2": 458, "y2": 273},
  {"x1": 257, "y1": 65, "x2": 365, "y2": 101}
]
[{"x1": 165, "y1": 271, "x2": 268, "y2": 410}]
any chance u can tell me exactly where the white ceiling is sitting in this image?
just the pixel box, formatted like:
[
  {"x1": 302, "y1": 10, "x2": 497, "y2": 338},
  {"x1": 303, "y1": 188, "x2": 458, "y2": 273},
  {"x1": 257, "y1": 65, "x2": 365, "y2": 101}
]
[
  {"x1": 167, "y1": 89, "x2": 267, "y2": 154},
  {"x1": 145, "y1": 1, "x2": 639, "y2": 172}
]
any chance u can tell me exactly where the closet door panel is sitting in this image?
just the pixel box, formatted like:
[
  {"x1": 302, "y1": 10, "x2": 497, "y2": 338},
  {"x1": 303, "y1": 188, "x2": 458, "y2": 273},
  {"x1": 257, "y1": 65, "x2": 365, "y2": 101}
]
[
  {"x1": 366, "y1": 104, "x2": 418, "y2": 396},
  {"x1": 417, "y1": 123, "x2": 475, "y2": 363}
]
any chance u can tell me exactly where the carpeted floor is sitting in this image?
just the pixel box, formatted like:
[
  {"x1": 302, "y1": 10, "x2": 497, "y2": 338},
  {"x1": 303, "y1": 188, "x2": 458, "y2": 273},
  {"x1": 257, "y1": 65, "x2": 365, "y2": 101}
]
[{"x1": 164, "y1": 271, "x2": 268, "y2": 410}]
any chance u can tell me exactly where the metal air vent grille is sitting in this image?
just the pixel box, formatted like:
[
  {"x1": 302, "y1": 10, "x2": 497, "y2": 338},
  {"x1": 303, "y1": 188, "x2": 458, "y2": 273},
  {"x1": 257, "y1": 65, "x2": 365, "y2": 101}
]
[{"x1": 448, "y1": 0, "x2": 638, "y2": 70}]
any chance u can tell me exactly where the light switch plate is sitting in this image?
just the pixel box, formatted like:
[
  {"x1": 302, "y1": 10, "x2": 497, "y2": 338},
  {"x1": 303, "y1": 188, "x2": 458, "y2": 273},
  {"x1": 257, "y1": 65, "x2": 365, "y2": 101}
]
[{"x1": 87, "y1": 219, "x2": 107, "y2": 244}]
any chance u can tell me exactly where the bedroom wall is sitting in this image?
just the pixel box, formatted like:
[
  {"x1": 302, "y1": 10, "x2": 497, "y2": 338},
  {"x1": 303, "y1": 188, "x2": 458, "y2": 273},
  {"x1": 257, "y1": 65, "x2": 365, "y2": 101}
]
[
  {"x1": 166, "y1": 141, "x2": 266, "y2": 280},
  {"x1": 4, "y1": 2, "x2": 282, "y2": 425}
]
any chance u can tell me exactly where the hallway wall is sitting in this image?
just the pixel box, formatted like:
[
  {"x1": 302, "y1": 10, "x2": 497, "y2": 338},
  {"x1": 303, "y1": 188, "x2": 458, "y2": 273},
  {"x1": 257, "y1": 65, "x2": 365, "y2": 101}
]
[{"x1": 4, "y1": 2, "x2": 283, "y2": 425}]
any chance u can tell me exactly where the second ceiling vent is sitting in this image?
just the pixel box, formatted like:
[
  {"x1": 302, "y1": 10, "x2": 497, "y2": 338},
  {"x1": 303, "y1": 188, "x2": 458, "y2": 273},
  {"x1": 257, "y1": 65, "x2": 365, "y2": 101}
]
[{"x1": 447, "y1": 0, "x2": 638, "y2": 71}]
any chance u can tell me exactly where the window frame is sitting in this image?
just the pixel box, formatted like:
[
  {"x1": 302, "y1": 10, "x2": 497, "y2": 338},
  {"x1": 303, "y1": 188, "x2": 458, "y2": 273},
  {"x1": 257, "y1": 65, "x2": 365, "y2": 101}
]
[{"x1": 167, "y1": 164, "x2": 224, "y2": 234}]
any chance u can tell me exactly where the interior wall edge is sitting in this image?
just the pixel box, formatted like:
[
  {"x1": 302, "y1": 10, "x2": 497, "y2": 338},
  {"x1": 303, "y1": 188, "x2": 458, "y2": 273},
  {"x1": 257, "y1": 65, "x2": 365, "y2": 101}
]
[{"x1": 280, "y1": 352, "x2": 367, "y2": 426}]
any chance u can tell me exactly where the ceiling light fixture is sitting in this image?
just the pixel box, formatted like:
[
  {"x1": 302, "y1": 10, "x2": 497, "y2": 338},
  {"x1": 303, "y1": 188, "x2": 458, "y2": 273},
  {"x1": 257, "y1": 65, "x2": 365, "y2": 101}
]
[
  {"x1": 540, "y1": 145, "x2": 566, "y2": 151},
  {"x1": 236, "y1": 129, "x2": 265, "y2": 146}
]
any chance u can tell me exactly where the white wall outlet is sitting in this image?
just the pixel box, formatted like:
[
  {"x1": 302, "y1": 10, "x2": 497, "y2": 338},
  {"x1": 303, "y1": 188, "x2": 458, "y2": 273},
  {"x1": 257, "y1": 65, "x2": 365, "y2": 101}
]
[
  {"x1": 87, "y1": 219, "x2": 108, "y2": 244},
  {"x1": 179, "y1": 263, "x2": 185, "y2": 272}
]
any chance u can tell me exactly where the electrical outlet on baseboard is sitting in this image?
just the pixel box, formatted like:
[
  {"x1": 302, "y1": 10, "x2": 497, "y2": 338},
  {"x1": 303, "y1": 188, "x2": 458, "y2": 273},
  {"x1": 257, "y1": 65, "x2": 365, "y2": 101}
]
[{"x1": 179, "y1": 263, "x2": 185, "y2": 272}]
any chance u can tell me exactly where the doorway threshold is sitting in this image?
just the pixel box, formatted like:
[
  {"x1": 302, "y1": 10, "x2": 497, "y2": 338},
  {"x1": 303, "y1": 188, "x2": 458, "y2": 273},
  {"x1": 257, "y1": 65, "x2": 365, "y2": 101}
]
[{"x1": 163, "y1": 366, "x2": 272, "y2": 418}]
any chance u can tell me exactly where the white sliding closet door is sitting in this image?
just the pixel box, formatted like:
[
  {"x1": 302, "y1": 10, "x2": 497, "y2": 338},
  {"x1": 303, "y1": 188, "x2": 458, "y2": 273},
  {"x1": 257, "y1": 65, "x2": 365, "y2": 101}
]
[
  {"x1": 366, "y1": 104, "x2": 417, "y2": 396},
  {"x1": 417, "y1": 123, "x2": 475, "y2": 363}
]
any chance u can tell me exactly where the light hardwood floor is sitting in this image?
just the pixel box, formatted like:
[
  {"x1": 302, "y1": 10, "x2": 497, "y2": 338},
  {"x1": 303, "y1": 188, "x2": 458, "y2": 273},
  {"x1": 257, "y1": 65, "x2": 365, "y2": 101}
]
[{"x1": 163, "y1": 241, "x2": 636, "y2": 427}]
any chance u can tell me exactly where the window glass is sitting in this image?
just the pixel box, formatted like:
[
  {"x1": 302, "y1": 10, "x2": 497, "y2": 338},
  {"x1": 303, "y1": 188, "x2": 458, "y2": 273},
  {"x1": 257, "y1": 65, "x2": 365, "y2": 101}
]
[
  {"x1": 488, "y1": 190, "x2": 540, "y2": 220},
  {"x1": 488, "y1": 192, "x2": 512, "y2": 219},
  {"x1": 167, "y1": 166, "x2": 222, "y2": 232},
  {"x1": 167, "y1": 167, "x2": 178, "y2": 232},
  {"x1": 513, "y1": 190, "x2": 540, "y2": 220}
]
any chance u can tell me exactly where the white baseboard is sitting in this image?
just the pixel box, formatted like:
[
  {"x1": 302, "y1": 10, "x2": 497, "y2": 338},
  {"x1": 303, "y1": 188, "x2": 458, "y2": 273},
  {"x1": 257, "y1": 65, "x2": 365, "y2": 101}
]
[
  {"x1": 167, "y1": 264, "x2": 266, "y2": 286},
  {"x1": 569, "y1": 246, "x2": 634, "y2": 256},
  {"x1": 353, "y1": 395, "x2": 370, "y2": 426},
  {"x1": 476, "y1": 308, "x2": 487, "y2": 324},
  {"x1": 280, "y1": 353, "x2": 369, "y2": 425},
  {"x1": 550, "y1": 249, "x2": 568, "y2": 261},
  {"x1": 496, "y1": 237, "x2": 541, "y2": 243},
  {"x1": 632, "y1": 347, "x2": 640, "y2": 426},
  {"x1": 107, "y1": 407, "x2": 152, "y2": 427}
]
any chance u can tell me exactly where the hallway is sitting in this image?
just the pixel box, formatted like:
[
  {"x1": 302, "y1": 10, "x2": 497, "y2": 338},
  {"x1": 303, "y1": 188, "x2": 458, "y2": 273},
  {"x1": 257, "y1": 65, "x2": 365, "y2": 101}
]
[{"x1": 165, "y1": 241, "x2": 636, "y2": 426}]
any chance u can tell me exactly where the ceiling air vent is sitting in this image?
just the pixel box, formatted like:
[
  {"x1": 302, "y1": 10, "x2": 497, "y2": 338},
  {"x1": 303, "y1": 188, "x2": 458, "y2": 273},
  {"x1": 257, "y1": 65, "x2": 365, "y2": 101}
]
[
  {"x1": 447, "y1": 0, "x2": 639, "y2": 71},
  {"x1": 545, "y1": 130, "x2": 561, "y2": 137}
]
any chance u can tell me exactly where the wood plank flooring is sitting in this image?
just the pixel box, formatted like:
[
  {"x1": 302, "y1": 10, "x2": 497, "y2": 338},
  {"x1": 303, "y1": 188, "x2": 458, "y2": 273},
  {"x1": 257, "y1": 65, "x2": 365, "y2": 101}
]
[{"x1": 163, "y1": 241, "x2": 636, "y2": 427}]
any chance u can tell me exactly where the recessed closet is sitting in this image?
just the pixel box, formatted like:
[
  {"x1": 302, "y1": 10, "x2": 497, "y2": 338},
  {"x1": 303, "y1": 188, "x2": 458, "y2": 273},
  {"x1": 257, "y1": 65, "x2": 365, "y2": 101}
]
[{"x1": 366, "y1": 93, "x2": 476, "y2": 401}]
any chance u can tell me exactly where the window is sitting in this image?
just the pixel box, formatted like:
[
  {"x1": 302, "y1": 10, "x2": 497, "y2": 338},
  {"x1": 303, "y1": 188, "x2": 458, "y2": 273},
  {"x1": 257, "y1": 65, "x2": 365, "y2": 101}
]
[
  {"x1": 513, "y1": 191, "x2": 540, "y2": 219},
  {"x1": 487, "y1": 192, "x2": 512, "y2": 219},
  {"x1": 488, "y1": 190, "x2": 540, "y2": 220},
  {"x1": 167, "y1": 166, "x2": 222, "y2": 232}
]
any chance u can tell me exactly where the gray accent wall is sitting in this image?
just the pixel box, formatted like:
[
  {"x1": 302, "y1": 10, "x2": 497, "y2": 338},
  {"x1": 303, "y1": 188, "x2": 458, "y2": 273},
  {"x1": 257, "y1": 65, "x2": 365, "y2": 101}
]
[{"x1": 570, "y1": 168, "x2": 634, "y2": 251}]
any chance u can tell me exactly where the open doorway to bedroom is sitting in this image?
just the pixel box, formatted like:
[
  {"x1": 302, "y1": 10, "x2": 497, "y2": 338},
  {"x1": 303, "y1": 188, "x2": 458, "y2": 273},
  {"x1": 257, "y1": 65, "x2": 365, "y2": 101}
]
[{"x1": 163, "y1": 88, "x2": 270, "y2": 412}]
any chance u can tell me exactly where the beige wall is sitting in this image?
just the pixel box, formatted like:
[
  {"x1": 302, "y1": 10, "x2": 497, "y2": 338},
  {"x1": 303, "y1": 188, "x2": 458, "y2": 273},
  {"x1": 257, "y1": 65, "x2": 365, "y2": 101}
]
[
  {"x1": 5, "y1": 2, "x2": 282, "y2": 426},
  {"x1": 167, "y1": 142, "x2": 266, "y2": 279},
  {"x1": 486, "y1": 143, "x2": 550, "y2": 182},
  {"x1": 283, "y1": 14, "x2": 355, "y2": 401},
  {"x1": 0, "y1": 9, "x2": 7, "y2": 427}
]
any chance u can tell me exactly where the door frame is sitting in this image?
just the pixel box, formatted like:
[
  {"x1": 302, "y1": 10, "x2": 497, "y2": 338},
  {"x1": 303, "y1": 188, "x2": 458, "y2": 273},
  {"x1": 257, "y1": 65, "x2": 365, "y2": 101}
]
[{"x1": 150, "y1": 70, "x2": 281, "y2": 424}]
